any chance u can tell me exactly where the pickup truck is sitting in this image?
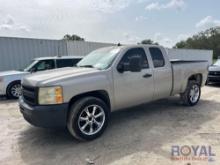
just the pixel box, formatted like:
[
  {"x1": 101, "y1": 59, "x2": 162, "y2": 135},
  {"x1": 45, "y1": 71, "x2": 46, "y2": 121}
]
[
  {"x1": 0, "y1": 56, "x2": 82, "y2": 99},
  {"x1": 19, "y1": 45, "x2": 209, "y2": 141}
]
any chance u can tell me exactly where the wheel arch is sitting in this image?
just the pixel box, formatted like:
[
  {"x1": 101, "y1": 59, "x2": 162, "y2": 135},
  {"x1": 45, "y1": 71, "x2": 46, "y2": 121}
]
[
  {"x1": 6, "y1": 80, "x2": 21, "y2": 91},
  {"x1": 6, "y1": 80, "x2": 21, "y2": 98},
  {"x1": 6, "y1": 80, "x2": 21, "y2": 93},
  {"x1": 67, "y1": 90, "x2": 111, "y2": 117},
  {"x1": 188, "y1": 73, "x2": 203, "y2": 86}
]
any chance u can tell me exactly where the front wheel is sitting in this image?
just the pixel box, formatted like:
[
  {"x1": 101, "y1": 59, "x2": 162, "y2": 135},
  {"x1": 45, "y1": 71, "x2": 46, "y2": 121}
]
[
  {"x1": 67, "y1": 97, "x2": 109, "y2": 141},
  {"x1": 6, "y1": 81, "x2": 22, "y2": 99},
  {"x1": 180, "y1": 81, "x2": 201, "y2": 106}
]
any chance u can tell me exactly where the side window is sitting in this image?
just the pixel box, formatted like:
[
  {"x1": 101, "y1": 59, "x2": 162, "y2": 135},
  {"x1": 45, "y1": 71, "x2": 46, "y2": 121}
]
[
  {"x1": 149, "y1": 48, "x2": 165, "y2": 68},
  {"x1": 57, "y1": 59, "x2": 74, "y2": 68},
  {"x1": 34, "y1": 60, "x2": 55, "y2": 71},
  {"x1": 57, "y1": 59, "x2": 82, "y2": 68},
  {"x1": 118, "y1": 48, "x2": 149, "y2": 72}
]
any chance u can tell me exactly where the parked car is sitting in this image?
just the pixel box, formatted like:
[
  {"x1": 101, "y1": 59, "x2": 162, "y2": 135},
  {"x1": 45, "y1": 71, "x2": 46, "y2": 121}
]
[
  {"x1": 19, "y1": 45, "x2": 209, "y2": 141},
  {"x1": 0, "y1": 56, "x2": 82, "y2": 99},
  {"x1": 207, "y1": 59, "x2": 220, "y2": 84}
]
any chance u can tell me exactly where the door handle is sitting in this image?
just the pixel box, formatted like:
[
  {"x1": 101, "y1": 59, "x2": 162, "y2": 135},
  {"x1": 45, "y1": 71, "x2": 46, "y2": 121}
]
[{"x1": 143, "y1": 73, "x2": 152, "y2": 78}]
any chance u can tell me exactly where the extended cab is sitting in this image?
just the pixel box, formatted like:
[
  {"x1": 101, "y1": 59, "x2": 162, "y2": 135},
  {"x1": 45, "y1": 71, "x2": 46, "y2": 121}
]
[
  {"x1": 19, "y1": 45, "x2": 209, "y2": 141},
  {"x1": 0, "y1": 56, "x2": 82, "y2": 99}
]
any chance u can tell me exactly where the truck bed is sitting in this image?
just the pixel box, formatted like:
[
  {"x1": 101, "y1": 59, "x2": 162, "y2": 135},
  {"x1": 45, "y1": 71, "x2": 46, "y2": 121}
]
[
  {"x1": 167, "y1": 48, "x2": 213, "y2": 65},
  {"x1": 170, "y1": 60, "x2": 209, "y2": 96}
]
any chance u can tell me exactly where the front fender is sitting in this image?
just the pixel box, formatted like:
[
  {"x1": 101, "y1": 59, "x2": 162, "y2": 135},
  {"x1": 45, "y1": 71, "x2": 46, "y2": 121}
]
[{"x1": 58, "y1": 71, "x2": 114, "y2": 107}]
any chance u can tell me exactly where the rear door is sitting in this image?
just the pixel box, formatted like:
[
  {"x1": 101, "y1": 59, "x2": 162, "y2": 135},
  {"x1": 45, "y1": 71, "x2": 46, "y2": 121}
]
[
  {"x1": 148, "y1": 47, "x2": 172, "y2": 99},
  {"x1": 113, "y1": 47, "x2": 154, "y2": 109}
]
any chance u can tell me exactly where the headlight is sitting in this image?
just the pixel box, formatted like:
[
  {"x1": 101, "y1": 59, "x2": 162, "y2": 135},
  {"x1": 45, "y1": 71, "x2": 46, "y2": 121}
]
[{"x1": 38, "y1": 86, "x2": 63, "y2": 105}]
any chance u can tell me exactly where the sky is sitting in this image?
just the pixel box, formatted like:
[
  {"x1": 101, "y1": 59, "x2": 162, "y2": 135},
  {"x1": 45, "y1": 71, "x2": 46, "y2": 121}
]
[{"x1": 0, "y1": 0, "x2": 220, "y2": 47}]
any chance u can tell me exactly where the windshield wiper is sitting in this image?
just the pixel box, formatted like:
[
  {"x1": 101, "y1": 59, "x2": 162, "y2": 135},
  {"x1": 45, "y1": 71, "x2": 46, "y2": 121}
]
[{"x1": 78, "y1": 65, "x2": 94, "y2": 68}]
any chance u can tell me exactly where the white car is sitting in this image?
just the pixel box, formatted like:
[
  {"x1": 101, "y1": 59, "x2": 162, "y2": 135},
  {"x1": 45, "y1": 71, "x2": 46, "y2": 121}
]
[{"x1": 0, "y1": 56, "x2": 82, "y2": 99}]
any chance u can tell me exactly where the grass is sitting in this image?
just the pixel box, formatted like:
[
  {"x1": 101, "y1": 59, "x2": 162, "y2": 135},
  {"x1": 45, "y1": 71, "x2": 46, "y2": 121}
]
[{"x1": 213, "y1": 59, "x2": 217, "y2": 64}]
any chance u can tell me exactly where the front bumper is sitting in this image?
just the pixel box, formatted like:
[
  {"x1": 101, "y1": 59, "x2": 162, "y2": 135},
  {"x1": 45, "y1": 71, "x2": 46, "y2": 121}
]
[
  {"x1": 207, "y1": 75, "x2": 220, "y2": 82},
  {"x1": 19, "y1": 98, "x2": 68, "y2": 128}
]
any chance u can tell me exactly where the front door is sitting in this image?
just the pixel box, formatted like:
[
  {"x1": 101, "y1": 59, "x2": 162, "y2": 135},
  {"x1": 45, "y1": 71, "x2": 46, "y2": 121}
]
[{"x1": 113, "y1": 48, "x2": 154, "y2": 109}]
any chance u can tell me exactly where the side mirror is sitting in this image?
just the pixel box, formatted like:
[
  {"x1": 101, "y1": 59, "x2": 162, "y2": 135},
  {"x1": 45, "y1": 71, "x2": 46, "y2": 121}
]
[
  {"x1": 117, "y1": 64, "x2": 124, "y2": 73},
  {"x1": 129, "y1": 56, "x2": 142, "y2": 72},
  {"x1": 117, "y1": 63, "x2": 130, "y2": 73}
]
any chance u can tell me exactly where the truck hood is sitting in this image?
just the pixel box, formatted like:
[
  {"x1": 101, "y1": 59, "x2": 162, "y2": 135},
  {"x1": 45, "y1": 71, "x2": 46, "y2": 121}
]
[
  {"x1": 22, "y1": 67, "x2": 99, "y2": 87},
  {"x1": 0, "y1": 70, "x2": 28, "y2": 77},
  {"x1": 209, "y1": 65, "x2": 220, "y2": 72}
]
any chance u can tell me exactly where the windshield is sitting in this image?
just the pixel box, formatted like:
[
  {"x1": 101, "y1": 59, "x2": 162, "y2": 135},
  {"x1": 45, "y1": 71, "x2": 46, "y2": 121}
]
[
  {"x1": 214, "y1": 59, "x2": 220, "y2": 66},
  {"x1": 23, "y1": 60, "x2": 39, "y2": 72},
  {"x1": 77, "y1": 47, "x2": 121, "y2": 70}
]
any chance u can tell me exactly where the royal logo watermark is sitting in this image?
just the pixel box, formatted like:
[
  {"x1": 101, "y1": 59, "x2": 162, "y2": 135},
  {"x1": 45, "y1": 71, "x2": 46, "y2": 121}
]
[{"x1": 171, "y1": 145, "x2": 216, "y2": 162}]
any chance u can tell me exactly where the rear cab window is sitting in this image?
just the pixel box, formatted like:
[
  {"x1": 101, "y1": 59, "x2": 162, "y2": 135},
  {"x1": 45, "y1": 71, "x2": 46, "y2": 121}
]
[{"x1": 149, "y1": 47, "x2": 165, "y2": 68}]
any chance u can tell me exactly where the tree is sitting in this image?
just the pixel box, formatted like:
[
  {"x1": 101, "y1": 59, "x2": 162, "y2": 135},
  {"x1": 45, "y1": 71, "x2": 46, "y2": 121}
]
[
  {"x1": 63, "y1": 34, "x2": 85, "y2": 41},
  {"x1": 140, "y1": 39, "x2": 159, "y2": 45},
  {"x1": 174, "y1": 27, "x2": 220, "y2": 59}
]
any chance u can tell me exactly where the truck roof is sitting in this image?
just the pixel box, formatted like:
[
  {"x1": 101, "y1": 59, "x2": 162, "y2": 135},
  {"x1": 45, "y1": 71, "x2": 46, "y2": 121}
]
[
  {"x1": 96, "y1": 44, "x2": 162, "y2": 51},
  {"x1": 114, "y1": 44, "x2": 162, "y2": 49},
  {"x1": 34, "y1": 56, "x2": 83, "y2": 61}
]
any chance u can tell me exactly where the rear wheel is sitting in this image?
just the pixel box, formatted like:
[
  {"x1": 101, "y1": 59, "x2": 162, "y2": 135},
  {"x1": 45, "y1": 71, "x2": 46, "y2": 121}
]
[
  {"x1": 6, "y1": 81, "x2": 21, "y2": 99},
  {"x1": 180, "y1": 81, "x2": 201, "y2": 106},
  {"x1": 67, "y1": 97, "x2": 109, "y2": 141}
]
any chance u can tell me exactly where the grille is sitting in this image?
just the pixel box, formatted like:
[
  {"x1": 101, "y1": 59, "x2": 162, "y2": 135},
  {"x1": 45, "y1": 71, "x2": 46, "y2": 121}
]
[
  {"x1": 209, "y1": 71, "x2": 220, "y2": 76},
  {"x1": 22, "y1": 85, "x2": 38, "y2": 105}
]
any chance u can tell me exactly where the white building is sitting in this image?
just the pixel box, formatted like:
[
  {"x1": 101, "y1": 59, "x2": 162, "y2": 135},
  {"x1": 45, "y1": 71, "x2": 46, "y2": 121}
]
[{"x1": 0, "y1": 37, "x2": 115, "y2": 71}]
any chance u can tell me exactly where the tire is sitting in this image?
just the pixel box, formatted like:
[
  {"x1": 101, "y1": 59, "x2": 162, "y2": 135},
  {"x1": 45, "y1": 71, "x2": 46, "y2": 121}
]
[
  {"x1": 6, "y1": 81, "x2": 22, "y2": 99},
  {"x1": 67, "y1": 97, "x2": 110, "y2": 141},
  {"x1": 180, "y1": 81, "x2": 201, "y2": 106}
]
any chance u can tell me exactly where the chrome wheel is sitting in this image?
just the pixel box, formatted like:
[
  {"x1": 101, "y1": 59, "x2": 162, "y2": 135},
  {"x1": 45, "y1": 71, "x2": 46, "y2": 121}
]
[
  {"x1": 78, "y1": 105, "x2": 105, "y2": 136},
  {"x1": 189, "y1": 84, "x2": 200, "y2": 103},
  {"x1": 11, "y1": 84, "x2": 21, "y2": 98}
]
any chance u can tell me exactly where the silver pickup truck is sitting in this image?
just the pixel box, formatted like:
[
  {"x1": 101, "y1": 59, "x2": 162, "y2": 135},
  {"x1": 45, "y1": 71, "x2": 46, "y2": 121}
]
[
  {"x1": 19, "y1": 45, "x2": 209, "y2": 141},
  {"x1": 0, "y1": 56, "x2": 82, "y2": 99}
]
